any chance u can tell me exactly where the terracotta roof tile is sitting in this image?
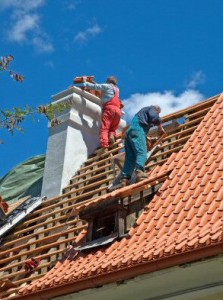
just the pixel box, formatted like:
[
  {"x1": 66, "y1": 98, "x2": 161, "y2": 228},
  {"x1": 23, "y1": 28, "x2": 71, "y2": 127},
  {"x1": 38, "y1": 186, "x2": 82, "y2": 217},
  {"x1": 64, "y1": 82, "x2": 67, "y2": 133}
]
[{"x1": 1, "y1": 94, "x2": 223, "y2": 299}]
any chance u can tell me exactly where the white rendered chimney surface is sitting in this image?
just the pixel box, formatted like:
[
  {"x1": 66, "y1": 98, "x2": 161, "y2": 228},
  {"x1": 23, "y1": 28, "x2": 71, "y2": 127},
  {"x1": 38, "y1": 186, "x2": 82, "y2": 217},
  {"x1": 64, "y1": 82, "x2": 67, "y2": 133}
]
[{"x1": 41, "y1": 87, "x2": 126, "y2": 198}]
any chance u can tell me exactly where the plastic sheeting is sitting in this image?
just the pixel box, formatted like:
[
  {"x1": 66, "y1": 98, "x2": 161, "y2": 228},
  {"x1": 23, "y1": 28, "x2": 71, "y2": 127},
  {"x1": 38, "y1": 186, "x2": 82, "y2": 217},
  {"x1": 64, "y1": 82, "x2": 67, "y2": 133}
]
[{"x1": 0, "y1": 155, "x2": 45, "y2": 204}]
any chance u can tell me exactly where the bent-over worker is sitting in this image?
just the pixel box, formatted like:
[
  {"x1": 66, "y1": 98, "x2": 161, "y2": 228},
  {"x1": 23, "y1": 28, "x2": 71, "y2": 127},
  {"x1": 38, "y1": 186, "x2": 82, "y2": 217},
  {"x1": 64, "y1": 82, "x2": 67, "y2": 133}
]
[{"x1": 120, "y1": 105, "x2": 165, "y2": 185}]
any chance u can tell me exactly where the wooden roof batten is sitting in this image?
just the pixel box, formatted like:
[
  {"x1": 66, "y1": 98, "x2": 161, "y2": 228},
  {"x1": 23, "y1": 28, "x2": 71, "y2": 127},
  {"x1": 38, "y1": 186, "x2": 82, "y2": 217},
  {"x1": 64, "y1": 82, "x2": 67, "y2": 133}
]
[{"x1": 0, "y1": 93, "x2": 221, "y2": 299}]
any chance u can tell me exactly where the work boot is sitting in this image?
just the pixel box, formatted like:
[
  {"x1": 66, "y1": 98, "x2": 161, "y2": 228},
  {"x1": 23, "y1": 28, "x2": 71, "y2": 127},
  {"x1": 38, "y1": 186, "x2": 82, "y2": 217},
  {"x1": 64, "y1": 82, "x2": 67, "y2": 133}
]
[
  {"x1": 120, "y1": 177, "x2": 129, "y2": 187},
  {"x1": 109, "y1": 134, "x2": 116, "y2": 146},
  {"x1": 136, "y1": 169, "x2": 148, "y2": 182},
  {"x1": 108, "y1": 175, "x2": 129, "y2": 191}
]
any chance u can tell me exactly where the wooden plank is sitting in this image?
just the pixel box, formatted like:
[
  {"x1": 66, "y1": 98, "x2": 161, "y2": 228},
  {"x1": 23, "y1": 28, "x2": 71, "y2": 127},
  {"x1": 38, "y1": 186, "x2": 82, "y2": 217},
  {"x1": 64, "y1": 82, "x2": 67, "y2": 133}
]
[
  {"x1": 1, "y1": 219, "x2": 81, "y2": 249},
  {"x1": 163, "y1": 116, "x2": 204, "y2": 138},
  {"x1": 63, "y1": 176, "x2": 114, "y2": 198},
  {"x1": 29, "y1": 175, "x2": 113, "y2": 218},
  {"x1": 77, "y1": 146, "x2": 122, "y2": 174},
  {"x1": 0, "y1": 279, "x2": 17, "y2": 292},
  {"x1": 5, "y1": 215, "x2": 81, "y2": 242},
  {"x1": 64, "y1": 169, "x2": 113, "y2": 192},
  {"x1": 186, "y1": 106, "x2": 210, "y2": 119},
  {"x1": 156, "y1": 135, "x2": 190, "y2": 153},
  {"x1": 83, "y1": 143, "x2": 122, "y2": 166},
  {"x1": 163, "y1": 124, "x2": 198, "y2": 141},
  {"x1": 161, "y1": 95, "x2": 218, "y2": 123},
  {"x1": 0, "y1": 224, "x2": 86, "y2": 260},
  {"x1": 120, "y1": 176, "x2": 169, "y2": 198},
  {"x1": 0, "y1": 234, "x2": 83, "y2": 265},
  {"x1": 1, "y1": 261, "x2": 50, "y2": 281},
  {"x1": 15, "y1": 185, "x2": 108, "y2": 227},
  {"x1": 146, "y1": 158, "x2": 168, "y2": 170},
  {"x1": 117, "y1": 206, "x2": 127, "y2": 237},
  {"x1": 148, "y1": 144, "x2": 184, "y2": 162},
  {"x1": 76, "y1": 172, "x2": 171, "y2": 213},
  {"x1": 0, "y1": 248, "x2": 65, "y2": 273},
  {"x1": 62, "y1": 163, "x2": 113, "y2": 189}
]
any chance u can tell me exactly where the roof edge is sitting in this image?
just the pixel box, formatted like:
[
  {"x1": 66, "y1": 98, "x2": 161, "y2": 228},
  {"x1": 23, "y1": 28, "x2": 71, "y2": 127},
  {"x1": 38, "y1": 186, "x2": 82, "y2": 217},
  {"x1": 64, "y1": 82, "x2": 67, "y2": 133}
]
[
  {"x1": 16, "y1": 242, "x2": 223, "y2": 300},
  {"x1": 161, "y1": 93, "x2": 221, "y2": 122}
]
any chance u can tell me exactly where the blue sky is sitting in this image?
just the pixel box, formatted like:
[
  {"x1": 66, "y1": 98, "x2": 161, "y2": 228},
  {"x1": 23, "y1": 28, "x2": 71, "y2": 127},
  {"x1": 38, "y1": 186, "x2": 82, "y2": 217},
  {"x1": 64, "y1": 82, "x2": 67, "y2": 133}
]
[{"x1": 0, "y1": 0, "x2": 223, "y2": 177}]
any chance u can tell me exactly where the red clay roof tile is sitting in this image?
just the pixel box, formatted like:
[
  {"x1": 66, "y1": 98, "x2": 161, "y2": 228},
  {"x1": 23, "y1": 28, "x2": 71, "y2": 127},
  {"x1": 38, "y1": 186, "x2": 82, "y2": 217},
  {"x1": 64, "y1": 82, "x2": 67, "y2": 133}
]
[{"x1": 11, "y1": 93, "x2": 223, "y2": 299}]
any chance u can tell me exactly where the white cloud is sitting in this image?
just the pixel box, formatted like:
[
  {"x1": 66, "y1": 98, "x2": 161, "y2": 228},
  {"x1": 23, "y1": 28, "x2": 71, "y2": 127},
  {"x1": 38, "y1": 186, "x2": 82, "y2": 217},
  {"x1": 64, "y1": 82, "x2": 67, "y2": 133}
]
[
  {"x1": 75, "y1": 24, "x2": 102, "y2": 43},
  {"x1": 0, "y1": 0, "x2": 54, "y2": 53},
  {"x1": 9, "y1": 14, "x2": 39, "y2": 42},
  {"x1": 32, "y1": 36, "x2": 54, "y2": 53},
  {"x1": 123, "y1": 89, "x2": 204, "y2": 122},
  {"x1": 63, "y1": 0, "x2": 80, "y2": 10},
  {"x1": 0, "y1": 0, "x2": 45, "y2": 11},
  {"x1": 186, "y1": 70, "x2": 205, "y2": 89}
]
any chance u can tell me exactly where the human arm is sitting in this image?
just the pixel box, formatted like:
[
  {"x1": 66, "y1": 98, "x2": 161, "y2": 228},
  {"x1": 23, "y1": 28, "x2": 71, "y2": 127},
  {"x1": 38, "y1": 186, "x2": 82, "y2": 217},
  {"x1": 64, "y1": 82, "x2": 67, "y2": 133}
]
[
  {"x1": 82, "y1": 76, "x2": 108, "y2": 91},
  {"x1": 121, "y1": 125, "x2": 129, "y2": 139},
  {"x1": 149, "y1": 107, "x2": 166, "y2": 136},
  {"x1": 146, "y1": 136, "x2": 159, "y2": 151}
]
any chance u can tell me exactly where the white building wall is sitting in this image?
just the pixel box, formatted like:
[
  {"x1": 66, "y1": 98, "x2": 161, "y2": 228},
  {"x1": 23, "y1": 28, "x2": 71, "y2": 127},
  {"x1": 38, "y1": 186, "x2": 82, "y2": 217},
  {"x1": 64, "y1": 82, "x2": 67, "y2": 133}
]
[
  {"x1": 53, "y1": 256, "x2": 223, "y2": 300},
  {"x1": 41, "y1": 87, "x2": 126, "y2": 198}
]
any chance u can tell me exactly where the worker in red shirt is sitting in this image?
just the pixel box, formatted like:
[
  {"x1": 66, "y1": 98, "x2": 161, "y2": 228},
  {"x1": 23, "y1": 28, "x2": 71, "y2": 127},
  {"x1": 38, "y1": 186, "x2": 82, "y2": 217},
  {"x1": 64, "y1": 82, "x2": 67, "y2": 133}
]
[{"x1": 82, "y1": 76, "x2": 123, "y2": 154}]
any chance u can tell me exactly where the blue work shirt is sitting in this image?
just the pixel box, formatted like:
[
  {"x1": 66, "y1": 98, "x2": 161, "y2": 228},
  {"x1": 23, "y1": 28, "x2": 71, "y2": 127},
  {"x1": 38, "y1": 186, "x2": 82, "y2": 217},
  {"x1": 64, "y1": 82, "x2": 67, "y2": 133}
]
[
  {"x1": 82, "y1": 82, "x2": 118, "y2": 104},
  {"x1": 135, "y1": 106, "x2": 161, "y2": 133}
]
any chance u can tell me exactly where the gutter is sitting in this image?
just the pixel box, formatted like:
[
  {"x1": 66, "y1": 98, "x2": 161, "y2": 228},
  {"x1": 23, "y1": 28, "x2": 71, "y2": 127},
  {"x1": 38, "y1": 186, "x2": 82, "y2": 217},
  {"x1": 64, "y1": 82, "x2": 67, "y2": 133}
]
[{"x1": 11, "y1": 241, "x2": 223, "y2": 300}]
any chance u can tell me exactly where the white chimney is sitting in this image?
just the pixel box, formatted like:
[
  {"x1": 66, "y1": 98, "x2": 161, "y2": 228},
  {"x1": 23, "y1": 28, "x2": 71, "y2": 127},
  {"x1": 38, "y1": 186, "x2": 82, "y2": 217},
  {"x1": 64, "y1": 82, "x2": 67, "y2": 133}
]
[{"x1": 41, "y1": 87, "x2": 126, "y2": 198}]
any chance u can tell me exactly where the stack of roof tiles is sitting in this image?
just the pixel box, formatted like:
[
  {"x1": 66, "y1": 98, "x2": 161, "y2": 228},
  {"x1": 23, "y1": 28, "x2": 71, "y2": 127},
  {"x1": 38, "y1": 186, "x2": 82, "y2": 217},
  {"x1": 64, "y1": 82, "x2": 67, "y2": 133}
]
[{"x1": 0, "y1": 93, "x2": 222, "y2": 300}]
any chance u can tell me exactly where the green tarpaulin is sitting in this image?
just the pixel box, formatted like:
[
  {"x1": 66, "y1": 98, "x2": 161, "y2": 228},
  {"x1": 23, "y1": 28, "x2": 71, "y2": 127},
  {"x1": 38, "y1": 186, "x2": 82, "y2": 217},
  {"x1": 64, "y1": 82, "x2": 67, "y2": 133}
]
[{"x1": 0, "y1": 155, "x2": 45, "y2": 204}]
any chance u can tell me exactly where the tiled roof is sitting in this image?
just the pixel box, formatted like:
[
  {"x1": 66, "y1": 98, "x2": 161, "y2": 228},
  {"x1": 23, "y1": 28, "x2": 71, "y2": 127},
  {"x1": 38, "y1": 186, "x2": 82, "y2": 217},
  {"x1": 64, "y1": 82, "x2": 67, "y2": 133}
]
[{"x1": 0, "y1": 93, "x2": 222, "y2": 299}]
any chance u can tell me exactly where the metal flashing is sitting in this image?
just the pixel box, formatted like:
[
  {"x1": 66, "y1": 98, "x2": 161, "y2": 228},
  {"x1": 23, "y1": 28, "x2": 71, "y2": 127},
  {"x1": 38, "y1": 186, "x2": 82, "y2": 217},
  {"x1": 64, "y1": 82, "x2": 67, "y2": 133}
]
[
  {"x1": 75, "y1": 233, "x2": 118, "y2": 251},
  {"x1": 0, "y1": 196, "x2": 47, "y2": 238}
]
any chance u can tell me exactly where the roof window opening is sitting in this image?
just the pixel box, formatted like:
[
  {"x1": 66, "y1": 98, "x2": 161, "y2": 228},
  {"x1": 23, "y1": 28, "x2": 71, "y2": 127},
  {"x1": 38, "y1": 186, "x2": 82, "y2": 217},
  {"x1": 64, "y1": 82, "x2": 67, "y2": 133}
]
[
  {"x1": 80, "y1": 199, "x2": 128, "y2": 246},
  {"x1": 92, "y1": 213, "x2": 116, "y2": 240}
]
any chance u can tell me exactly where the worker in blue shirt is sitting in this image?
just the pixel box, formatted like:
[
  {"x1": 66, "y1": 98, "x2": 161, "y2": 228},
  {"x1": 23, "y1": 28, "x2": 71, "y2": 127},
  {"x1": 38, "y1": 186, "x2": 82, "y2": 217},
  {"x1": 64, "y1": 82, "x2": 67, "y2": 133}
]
[{"x1": 120, "y1": 105, "x2": 165, "y2": 184}]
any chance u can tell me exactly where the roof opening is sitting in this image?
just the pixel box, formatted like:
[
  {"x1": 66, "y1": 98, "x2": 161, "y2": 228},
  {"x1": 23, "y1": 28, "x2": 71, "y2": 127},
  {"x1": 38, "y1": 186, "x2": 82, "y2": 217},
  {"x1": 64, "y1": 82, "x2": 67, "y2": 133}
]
[
  {"x1": 92, "y1": 212, "x2": 116, "y2": 240},
  {"x1": 80, "y1": 198, "x2": 128, "y2": 246}
]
